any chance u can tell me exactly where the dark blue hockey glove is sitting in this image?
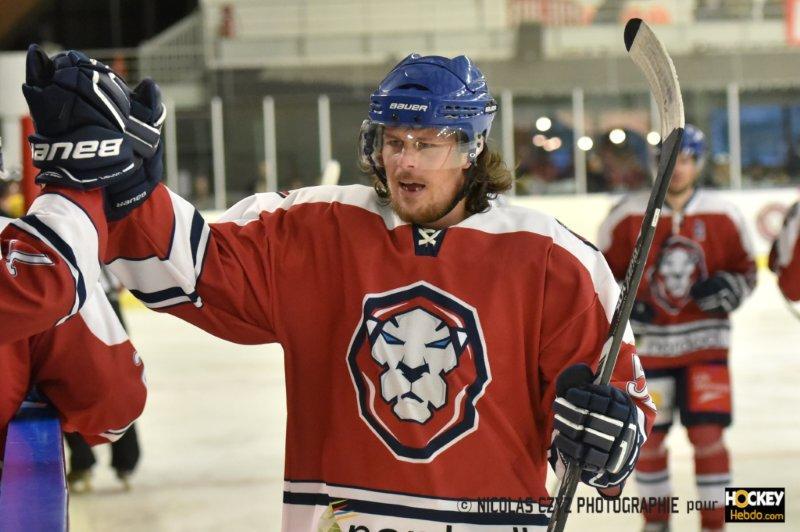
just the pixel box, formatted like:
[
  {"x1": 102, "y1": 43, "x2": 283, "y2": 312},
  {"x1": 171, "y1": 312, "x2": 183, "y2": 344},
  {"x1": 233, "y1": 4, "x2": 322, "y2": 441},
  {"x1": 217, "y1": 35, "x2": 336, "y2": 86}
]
[
  {"x1": 690, "y1": 272, "x2": 747, "y2": 314},
  {"x1": 22, "y1": 44, "x2": 161, "y2": 190},
  {"x1": 630, "y1": 299, "x2": 656, "y2": 324},
  {"x1": 103, "y1": 78, "x2": 166, "y2": 220},
  {"x1": 549, "y1": 364, "x2": 645, "y2": 491}
]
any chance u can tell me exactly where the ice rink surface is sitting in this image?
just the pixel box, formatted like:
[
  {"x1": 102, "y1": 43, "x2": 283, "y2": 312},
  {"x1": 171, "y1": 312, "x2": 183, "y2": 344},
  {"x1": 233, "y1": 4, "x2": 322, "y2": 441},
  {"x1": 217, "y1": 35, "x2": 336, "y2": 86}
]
[{"x1": 69, "y1": 270, "x2": 799, "y2": 531}]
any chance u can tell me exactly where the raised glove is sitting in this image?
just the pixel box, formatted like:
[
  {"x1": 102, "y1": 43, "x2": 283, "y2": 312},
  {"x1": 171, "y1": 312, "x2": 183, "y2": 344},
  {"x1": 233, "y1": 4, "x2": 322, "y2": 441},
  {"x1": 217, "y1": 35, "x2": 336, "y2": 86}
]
[
  {"x1": 690, "y1": 271, "x2": 747, "y2": 313},
  {"x1": 22, "y1": 44, "x2": 161, "y2": 189},
  {"x1": 550, "y1": 364, "x2": 645, "y2": 491},
  {"x1": 103, "y1": 78, "x2": 166, "y2": 220}
]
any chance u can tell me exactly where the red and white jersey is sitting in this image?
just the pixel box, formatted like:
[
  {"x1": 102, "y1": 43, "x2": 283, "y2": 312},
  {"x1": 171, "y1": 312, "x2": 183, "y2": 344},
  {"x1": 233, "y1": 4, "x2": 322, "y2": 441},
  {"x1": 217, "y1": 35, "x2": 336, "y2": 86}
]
[
  {"x1": 598, "y1": 189, "x2": 756, "y2": 370},
  {"x1": 0, "y1": 201, "x2": 146, "y2": 449},
  {"x1": 769, "y1": 201, "x2": 800, "y2": 302},
  {"x1": 107, "y1": 183, "x2": 655, "y2": 531},
  {"x1": 0, "y1": 189, "x2": 107, "y2": 342}
]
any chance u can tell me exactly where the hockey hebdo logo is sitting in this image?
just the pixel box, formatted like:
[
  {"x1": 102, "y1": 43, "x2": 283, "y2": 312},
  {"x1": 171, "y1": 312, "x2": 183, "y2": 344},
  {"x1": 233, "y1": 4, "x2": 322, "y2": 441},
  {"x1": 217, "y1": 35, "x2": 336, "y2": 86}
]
[
  {"x1": 725, "y1": 488, "x2": 785, "y2": 523},
  {"x1": 346, "y1": 282, "x2": 491, "y2": 462}
]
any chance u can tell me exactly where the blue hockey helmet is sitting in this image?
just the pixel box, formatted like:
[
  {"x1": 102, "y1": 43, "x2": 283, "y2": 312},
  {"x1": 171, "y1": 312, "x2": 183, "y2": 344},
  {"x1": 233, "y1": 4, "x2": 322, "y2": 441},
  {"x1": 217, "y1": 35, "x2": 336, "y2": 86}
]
[
  {"x1": 360, "y1": 54, "x2": 498, "y2": 174},
  {"x1": 679, "y1": 123, "x2": 707, "y2": 167}
]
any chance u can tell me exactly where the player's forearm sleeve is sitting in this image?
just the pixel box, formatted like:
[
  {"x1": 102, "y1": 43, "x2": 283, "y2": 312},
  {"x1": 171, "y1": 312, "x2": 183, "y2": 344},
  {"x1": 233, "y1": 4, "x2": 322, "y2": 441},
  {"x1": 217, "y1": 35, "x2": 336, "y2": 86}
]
[
  {"x1": 0, "y1": 189, "x2": 106, "y2": 341},
  {"x1": 106, "y1": 183, "x2": 276, "y2": 343}
]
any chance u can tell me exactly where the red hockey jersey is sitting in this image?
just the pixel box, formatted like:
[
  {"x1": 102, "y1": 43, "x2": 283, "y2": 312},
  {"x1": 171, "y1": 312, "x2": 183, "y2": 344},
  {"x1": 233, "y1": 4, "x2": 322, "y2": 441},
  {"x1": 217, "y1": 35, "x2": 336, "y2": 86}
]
[
  {"x1": 769, "y1": 201, "x2": 800, "y2": 302},
  {"x1": 106, "y1": 183, "x2": 655, "y2": 531},
  {"x1": 0, "y1": 191, "x2": 146, "y2": 450},
  {"x1": 598, "y1": 190, "x2": 756, "y2": 370}
]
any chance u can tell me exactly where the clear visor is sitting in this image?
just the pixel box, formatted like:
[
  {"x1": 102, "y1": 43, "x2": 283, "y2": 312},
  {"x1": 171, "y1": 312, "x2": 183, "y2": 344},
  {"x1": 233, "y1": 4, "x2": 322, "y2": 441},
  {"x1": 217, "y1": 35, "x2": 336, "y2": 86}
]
[{"x1": 359, "y1": 121, "x2": 479, "y2": 171}]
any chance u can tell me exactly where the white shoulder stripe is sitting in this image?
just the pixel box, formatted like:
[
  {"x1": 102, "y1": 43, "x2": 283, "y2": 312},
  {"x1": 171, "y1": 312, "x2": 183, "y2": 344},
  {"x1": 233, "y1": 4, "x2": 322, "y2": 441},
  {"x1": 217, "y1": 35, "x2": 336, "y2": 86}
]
[
  {"x1": 13, "y1": 194, "x2": 100, "y2": 322},
  {"x1": 78, "y1": 284, "x2": 129, "y2": 346},
  {"x1": 219, "y1": 185, "x2": 405, "y2": 230},
  {"x1": 108, "y1": 189, "x2": 206, "y2": 309}
]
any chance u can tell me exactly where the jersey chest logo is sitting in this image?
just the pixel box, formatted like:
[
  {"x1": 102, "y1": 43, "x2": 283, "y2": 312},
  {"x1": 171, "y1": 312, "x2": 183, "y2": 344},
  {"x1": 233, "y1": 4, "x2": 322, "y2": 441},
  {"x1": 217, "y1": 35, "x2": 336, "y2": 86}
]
[
  {"x1": 648, "y1": 235, "x2": 708, "y2": 315},
  {"x1": 347, "y1": 281, "x2": 491, "y2": 463}
]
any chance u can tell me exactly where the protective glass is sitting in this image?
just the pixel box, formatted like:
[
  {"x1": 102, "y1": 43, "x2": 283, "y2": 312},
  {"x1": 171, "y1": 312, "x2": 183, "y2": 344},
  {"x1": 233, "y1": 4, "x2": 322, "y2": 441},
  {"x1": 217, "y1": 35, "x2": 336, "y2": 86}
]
[{"x1": 360, "y1": 121, "x2": 475, "y2": 171}]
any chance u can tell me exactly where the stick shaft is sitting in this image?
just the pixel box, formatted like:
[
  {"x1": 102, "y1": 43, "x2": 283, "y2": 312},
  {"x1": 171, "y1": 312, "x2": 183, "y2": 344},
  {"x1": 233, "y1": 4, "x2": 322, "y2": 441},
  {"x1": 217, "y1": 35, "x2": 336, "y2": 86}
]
[{"x1": 546, "y1": 128, "x2": 684, "y2": 532}]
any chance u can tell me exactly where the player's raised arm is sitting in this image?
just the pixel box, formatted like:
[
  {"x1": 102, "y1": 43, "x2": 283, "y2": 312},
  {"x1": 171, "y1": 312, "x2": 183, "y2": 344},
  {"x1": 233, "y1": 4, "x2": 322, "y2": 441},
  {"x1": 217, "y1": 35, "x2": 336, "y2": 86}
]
[
  {"x1": 770, "y1": 201, "x2": 800, "y2": 301},
  {"x1": 0, "y1": 45, "x2": 160, "y2": 342},
  {"x1": 105, "y1": 181, "x2": 278, "y2": 344}
]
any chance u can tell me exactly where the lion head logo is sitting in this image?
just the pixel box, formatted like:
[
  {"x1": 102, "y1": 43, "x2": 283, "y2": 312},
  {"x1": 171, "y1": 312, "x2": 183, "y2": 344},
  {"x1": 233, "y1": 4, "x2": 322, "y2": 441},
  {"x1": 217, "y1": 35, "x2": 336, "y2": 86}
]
[
  {"x1": 347, "y1": 282, "x2": 490, "y2": 462},
  {"x1": 369, "y1": 306, "x2": 467, "y2": 423},
  {"x1": 648, "y1": 235, "x2": 708, "y2": 314}
]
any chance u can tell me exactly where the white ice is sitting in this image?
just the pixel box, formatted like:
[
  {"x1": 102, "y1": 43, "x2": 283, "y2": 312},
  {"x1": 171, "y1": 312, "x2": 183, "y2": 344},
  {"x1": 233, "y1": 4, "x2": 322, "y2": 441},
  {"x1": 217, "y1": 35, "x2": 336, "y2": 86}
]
[{"x1": 68, "y1": 270, "x2": 800, "y2": 531}]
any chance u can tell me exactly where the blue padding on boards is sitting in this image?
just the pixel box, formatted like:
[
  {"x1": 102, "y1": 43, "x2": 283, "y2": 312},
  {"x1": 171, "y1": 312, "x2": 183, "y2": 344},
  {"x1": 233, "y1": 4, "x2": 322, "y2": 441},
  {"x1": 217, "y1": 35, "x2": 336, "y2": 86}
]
[{"x1": 0, "y1": 407, "x2": 67, "y2": 531}]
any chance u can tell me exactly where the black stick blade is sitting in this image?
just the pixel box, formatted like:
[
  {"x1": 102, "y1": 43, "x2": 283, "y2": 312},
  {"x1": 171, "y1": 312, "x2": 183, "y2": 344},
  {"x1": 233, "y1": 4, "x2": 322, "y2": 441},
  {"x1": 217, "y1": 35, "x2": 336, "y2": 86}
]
[{"x1": 624, "y1": 18, "x2": 643, "y2": 51}]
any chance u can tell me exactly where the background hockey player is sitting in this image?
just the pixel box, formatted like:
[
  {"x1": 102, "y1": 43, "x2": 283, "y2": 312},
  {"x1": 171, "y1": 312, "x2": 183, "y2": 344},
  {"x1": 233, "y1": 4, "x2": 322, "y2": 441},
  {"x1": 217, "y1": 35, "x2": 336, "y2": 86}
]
[
  {"x1": 598, "y1": 124, "x2": 756, "y2": 531},
  {"x1": 35, "y1": 47, "x2": 657, "y2": 530},
  {"x1": 769, "y1": 201, "x2": 800, "y2": 302}
]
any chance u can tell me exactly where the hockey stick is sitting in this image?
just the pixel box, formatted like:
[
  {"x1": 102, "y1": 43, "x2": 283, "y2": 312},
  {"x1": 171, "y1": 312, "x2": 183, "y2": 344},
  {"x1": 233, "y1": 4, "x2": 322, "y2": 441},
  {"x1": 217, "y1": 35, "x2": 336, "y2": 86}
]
[{"x1": 545, "y1": 18, "x2": 684, "y2": 532}]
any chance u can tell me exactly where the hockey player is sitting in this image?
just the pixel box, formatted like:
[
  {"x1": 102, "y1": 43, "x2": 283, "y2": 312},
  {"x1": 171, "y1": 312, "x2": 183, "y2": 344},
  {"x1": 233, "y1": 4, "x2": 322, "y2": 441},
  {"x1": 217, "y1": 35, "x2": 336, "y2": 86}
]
[
  {"x1": 38, "y1": 49, "x2": 656, "y2": 530},
  {"x1": 599, "y1": 125, "x2": 756, "y2": 531},
  {"x1": 769, "y1": 201, "x2": 800, "y2": 302},
  {"x1": 0, "y1": 46, "x2": 157, "y2": 474}
]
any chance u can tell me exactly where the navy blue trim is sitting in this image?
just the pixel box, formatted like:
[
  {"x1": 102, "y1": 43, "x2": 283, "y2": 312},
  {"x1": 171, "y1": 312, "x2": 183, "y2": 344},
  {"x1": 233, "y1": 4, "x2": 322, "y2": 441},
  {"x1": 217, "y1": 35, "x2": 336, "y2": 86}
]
[
  {"x1": 130, "y1": 286, "x2": 199, "y2": 305},
  {"x1": 284, "y1": 479, "x2": 502, "y2": 503},
  {"x1": 190, "y1": 210, "x2": 205, "y2": 267},
  {"x1": 107, "y1": 254, "x2": 160, "y2": 262},
  {"x1": 412, "y1": 225, "x2": 447, "y2": 257},
  {"x1": 22, "y1": 215, "x2": 86, "y2": 309},
  {"x1": 283, "y1": 492, "x2": 549, "y2": 526},
  {"x1": 557, "y1": 220, "x2": 599, "y2": 252}
]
